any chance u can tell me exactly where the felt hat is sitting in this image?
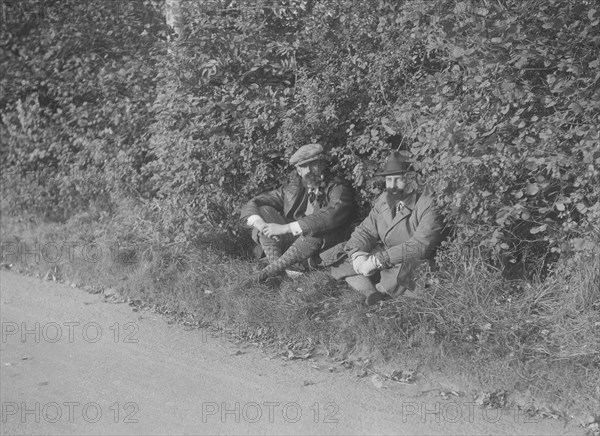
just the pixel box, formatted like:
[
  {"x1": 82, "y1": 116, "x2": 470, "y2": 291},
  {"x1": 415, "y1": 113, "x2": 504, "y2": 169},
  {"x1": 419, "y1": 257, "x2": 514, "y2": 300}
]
[
  {"x1": 289, "y1": 143, "x2": 324, "y2": 166},
  {"x1": 375, "y1": 151, "x2": 414, "y2": 176}
]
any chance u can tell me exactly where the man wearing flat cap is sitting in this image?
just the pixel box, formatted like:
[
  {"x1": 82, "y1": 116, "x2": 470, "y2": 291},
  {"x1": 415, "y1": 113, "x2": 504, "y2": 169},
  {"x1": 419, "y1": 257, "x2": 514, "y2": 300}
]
[
  {"x1": 240, "y1": 143, "x2": 356, "y2": 283},
  {"x1": 322, "y1": 151, "x2": 445, "y2": 305}
]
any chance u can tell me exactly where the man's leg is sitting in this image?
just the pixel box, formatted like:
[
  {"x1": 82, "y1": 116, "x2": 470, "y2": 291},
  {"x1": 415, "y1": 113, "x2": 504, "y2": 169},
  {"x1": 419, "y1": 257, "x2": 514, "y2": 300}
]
[
  {"x1": 258, "y1": 236, "x2": 322, "y2": 280},
  {"x1": 345, "y1": 273, "x2": 390, "y2": 306},
  {"x1": 252, "y1": 206, "x2": 292, "y2": 263},
  {"x1": 258, "y1": 233, "x2": 284, "y2": 264},
  {"x1": 345, "y1": 275, "x2": 377, "y2": 294}
]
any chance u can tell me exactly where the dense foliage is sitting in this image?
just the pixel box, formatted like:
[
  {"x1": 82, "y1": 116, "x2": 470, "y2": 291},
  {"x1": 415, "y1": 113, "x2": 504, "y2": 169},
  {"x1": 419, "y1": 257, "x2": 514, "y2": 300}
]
[
  {"x1": 1, "y1": 0, "x2": 166, "y2": 219},
  {"x1": 2, "y1": 0, "x2": 599, "y2": 273}
]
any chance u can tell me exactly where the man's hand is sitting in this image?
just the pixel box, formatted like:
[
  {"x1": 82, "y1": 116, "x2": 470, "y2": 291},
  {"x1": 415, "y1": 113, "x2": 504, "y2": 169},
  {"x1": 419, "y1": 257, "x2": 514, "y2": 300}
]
[
  {"x1": 249, "y1": 216, "x2": 267, "y2": 232},
  {"x1": 356, "y1": 256, "x2": 379, "y2": 277},
  {"x1": 262, "y1": 223, "x2": 291, "y2": 238},
  {"x1": 351, "y1": 253, "x2": 369, "y2": 275}
]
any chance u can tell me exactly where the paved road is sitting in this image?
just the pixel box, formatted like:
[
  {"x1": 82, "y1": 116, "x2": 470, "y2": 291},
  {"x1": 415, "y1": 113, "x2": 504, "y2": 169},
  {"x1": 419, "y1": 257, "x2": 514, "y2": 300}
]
[{"x1": 0, "y1": 271, "x2": 584, "y2": 435}]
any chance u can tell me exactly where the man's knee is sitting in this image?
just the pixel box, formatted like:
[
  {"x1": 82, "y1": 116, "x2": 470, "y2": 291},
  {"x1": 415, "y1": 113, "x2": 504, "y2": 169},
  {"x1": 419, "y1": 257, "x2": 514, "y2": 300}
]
[
  {"x1": 257, "y1": 205, "x2": 287, "y2": 225},
  {"x1": 250, "y1": 206, "x2": 287, "y2": 245}
]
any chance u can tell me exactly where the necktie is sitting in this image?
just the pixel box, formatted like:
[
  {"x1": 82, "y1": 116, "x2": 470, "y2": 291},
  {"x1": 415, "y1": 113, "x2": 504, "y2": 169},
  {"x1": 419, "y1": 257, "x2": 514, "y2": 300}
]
[
  {"x1": 308, "y1": 188, "x2": 322, "y2": 206},
  {"x1": 391, "y1": 201, "x2": 405, "y2": 218}
]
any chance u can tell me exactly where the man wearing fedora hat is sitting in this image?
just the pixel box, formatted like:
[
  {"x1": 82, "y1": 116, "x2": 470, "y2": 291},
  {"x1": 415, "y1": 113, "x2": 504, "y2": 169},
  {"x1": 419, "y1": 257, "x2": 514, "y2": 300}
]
[
  {"x1": 240, "y1": 143, "x2": 356, "y2": 284},
  {"x1": 322, "y1": 151, "x2": 445, "y2": 305}
]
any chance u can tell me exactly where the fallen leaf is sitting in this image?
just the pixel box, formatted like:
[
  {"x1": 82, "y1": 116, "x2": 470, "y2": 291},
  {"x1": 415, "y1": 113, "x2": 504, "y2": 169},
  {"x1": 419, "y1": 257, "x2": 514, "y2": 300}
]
[
  {"x1": 285, "y1": 269, "x2": 303, "y2": 278},
  {"x1": 339, "y1": 360, "x2": 353, "y2": 369},
  {"x1": 389, "y1": 369, "x2": 417, "y2": 384},
  {"x1": 475, "y1": 390, "x2": 508, "y2": 408},
  {"x1": 440, "y1": 390, "x2": 463, "y2": 399},
  {"x1": 371, "y1": 374, "x2": 386, "y2": 389},
  {"x1": 474, "y1": 392, "x2": 487, "y2": 406},
  {"x1": 285, "y1": 349, "x2": 312, "y2": 360}
]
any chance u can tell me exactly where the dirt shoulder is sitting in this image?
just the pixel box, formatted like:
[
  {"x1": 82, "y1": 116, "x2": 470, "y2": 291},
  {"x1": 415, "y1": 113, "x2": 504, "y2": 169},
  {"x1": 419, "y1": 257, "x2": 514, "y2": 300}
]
[{"x1": 0, "y1": 270, "x2": 585, "y2": 435}]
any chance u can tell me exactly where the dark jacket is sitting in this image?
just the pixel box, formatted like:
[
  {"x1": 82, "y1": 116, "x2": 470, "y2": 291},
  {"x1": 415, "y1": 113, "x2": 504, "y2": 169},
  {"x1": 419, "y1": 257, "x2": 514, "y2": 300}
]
[{"x1": 240, "y1": 175, "x2": 356, "y2": 247}]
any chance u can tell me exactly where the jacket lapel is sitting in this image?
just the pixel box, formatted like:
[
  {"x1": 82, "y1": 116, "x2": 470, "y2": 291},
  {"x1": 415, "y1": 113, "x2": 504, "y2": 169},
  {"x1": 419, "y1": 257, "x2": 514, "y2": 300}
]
[
  {"x1": 383, "y1": 192, "x2": 418, "y2": 240},
  {"x1": 286, "y1": 178, "x2": 306, "y2": 218},
  {"x1": 380, "y1": 199, "x2": 394, "y2": 226}
]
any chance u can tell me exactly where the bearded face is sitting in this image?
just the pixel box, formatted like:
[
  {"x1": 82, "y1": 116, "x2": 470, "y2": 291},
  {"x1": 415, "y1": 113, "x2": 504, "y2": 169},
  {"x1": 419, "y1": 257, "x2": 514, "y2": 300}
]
[
  {"x1": 302, "y1": 172, "x2": 322, "y2": 188},
  {"x1": 386, "y1": 175, "x2": 407, "y2": 194},
  {"x1": 296, "y1": 160, "x2": 326, "y2": 188},
  {"x1": 385, "y1": 174, "x2": 413, "y2": 205}
]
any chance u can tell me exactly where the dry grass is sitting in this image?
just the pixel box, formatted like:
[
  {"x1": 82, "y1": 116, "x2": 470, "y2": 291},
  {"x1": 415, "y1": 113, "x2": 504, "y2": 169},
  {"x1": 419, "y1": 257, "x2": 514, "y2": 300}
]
[{"x1": 1, "y1": 209, "x2": 598, "y2": 430}]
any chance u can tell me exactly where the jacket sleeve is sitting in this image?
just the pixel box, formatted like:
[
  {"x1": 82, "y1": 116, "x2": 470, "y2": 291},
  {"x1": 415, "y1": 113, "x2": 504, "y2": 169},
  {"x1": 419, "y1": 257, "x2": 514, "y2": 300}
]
[
  {"x1": 239, "y1": 187, "x2": 285, "y2": 225},
  {"x1": 385, "y1": 195, "x2": 445, "y2": 265},
  {"x1": 343, "y1": 195, "x2": 384, "y2": 256},
  {"x1": 297, "y1": 183, "x2": 355, "y2": 236}
]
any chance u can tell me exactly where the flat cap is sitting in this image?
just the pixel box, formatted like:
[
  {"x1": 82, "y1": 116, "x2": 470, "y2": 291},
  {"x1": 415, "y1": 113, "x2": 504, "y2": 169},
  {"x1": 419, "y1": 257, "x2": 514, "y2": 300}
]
[{"x1": 289, "y1": 143, "x2": 324, "y2": 166}]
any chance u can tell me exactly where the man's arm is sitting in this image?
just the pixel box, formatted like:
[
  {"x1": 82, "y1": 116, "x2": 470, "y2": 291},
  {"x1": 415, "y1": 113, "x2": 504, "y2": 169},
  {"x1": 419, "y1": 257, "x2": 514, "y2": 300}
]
[
  {"x1": 239, "y1": 186, "x2": 286, "y2": 225},
  {"x1": 343, "y1": 195, "x2": 384, "y2": 257}
]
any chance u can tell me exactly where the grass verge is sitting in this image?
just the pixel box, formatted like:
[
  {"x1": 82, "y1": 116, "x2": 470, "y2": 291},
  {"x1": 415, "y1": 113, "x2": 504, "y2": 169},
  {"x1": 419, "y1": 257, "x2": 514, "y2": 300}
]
[{"x1": 1, "y1": 208, "x2": 599, "y2": 433}]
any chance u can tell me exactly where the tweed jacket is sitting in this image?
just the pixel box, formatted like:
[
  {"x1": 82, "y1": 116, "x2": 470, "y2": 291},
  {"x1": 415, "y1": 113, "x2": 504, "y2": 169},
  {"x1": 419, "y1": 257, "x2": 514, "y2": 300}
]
[
  {"x1": 345, "y1": 188, "x2": 444, "y2": 262},
  {"x1": 240, "y1": 175, "x2": 355, "y2": 246},
  {"x1": 325, "y1": 188, "x2": 445, "y2": 295}
]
